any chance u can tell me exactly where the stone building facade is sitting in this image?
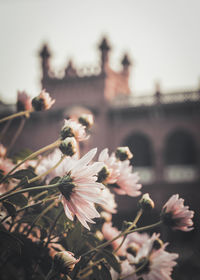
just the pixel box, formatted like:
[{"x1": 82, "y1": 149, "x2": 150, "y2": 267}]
[{"x1": 1, "y1": 37, "x2": 200, "y2": 278}]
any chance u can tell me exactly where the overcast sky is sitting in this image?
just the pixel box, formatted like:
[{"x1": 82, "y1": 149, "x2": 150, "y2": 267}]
[{"x1": 0, "y1": 0, "x2": 200, "y2": 103}]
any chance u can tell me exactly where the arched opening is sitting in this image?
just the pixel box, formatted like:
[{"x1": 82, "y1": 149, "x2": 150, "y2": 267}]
[
  {"x1": 164, "y1": 130, "x2": 197, "y2": 165},
  {"x1": 123, "y1": 132, "x2": 154, "y2": 167},
  {"x1": 164, "y1": 130, "x2": 197, "y2": 182},
  {"x1": 122, "y1": 132, "x2": 154, "y2": 184}
]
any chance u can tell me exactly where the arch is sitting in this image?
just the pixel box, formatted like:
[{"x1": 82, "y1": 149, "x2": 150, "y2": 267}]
[
  {"x1": 122, "y1": 132, "x2": 154, "y2": 167},
  {"x1": 164, "y1": 129, "x2": 197, "y2": 165}
]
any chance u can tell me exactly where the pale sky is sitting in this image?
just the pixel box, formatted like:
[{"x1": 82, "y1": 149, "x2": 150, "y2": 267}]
[{"x1": 0, "y1": 0, "x2": 200, "y2": 103}]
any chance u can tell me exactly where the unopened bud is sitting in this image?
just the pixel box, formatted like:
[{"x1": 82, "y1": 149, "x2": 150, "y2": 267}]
[
  {"x1": 95, "y1": 230, "x2": 104, "y2": 241},
  {"x1": 97, "y1": 165, "x2": 110, "y2": 183},
  {"x1": 59, "y1": 137, "x2": 77, "y2": 156},
  {"x1": 78, "y1": 113, "x2": 94, "y2": 129},
  {"x1": 100, "y1": 211, "x2": 112, "y2": 222},
  {"x1": 53, "y1": 251, "x2": 80, "y2": 274},
  {"x1": 115, "y1": 146, "x2": 133, "y2": 161},
  {"x1": 126, "y1": 243, "x2": 140, "y2": 257},
  {"x1": 32, "y1": 90, "x2": 55, "y2": 111},
  {"x1": 152, "y1": 238, "x2": 163, "y2": 250},
  {"x1": 138, "y1": 193, "x2": 154, "y2": 211}
]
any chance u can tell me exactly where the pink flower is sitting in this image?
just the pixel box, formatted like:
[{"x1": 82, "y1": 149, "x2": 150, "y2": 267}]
[
  {"x1": 60, "y1": 119, "x2": 89, "y2": 142},
  {"x1": 122, "y1": 233, "x2": 178, "y2": 280},
  {"x1": 98, "y1": 148, "x2": 120, "y2": 184},
  {"x1": 32, "y1": 90, "x2": 55, "y2": 111},
  {"x1": 161, "y1": 194, "x2": 194, "y2": 231},
  {"x1": 17, "y1": 91, "x2": 32, "y2": 111},
  {"x1": 53, "y1": 250, "x2": 80, "y2": 273},
  {"x1": 102, "y1": 222, "x2": 125, "y2": 256},
  {"x1": 100, "y1": 187, "x2": 117, "y2": 214},
  {"x1": 114, "y1": 160, "x2": 142, "y2": 197},
  {"x1": 59, "y1": 148, "x2": 106, "y2": 230}
]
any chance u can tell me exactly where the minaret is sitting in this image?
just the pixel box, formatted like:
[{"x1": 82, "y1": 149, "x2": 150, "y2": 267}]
[
  {"x1": 121, "y1": 53, "x2": 131, "y2": 77},
  {"x1": 98, "y1": 37, "x2": 111, "y2": 72},
  {"x1": 39, "y1": 44, "x2": 51, "y2": 79}
]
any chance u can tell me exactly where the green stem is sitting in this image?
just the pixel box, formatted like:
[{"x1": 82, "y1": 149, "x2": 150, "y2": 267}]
[
  {"x1": 0, "y1": 194, "x2": 59, "y2": 225},
  {"x1": 0, "y1": 182, "x2": 60, "y2": 202},
  {"x1": 28, "y1": 155, "x2": 65, "y2": 184},
  {"x1": 114, "y1": 209, "x2": 143, "y2": 254},
  {"x1": 0, "y1": 110, "x2": 32, "y2": 124},
  {"x1": 45, "y1": 268, "x2": 57, "y2": 280},
  {"x1": 45, "y1": 208, "x2": 63, "y2": 246},
  {"x1": 81, "y1": 220, "x2": 162, "y2": 258},
  {"x1": 26, "y1": 200, "x2": 58, "y2": 237},
  {"x1": 6, "y1": 117, "x2": 26, "y2": 156},
  {"x1": 0, "y1": 139, "x2": 61, "y2": 184}
]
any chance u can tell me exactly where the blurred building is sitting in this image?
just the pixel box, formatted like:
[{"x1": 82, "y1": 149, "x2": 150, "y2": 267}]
[{"x1": 0, "y1": 37, "x2": 200, "y2": 278}]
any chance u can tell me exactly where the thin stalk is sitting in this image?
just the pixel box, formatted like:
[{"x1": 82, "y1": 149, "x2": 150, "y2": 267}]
[
  {"x1": 0, "y1": 139, "x2": 61, "y2": 184},
  {"x1": 0, "y1": 119, "x2": 12, "y2": 141},
  {"x1": 119, "y1": 257, "x2": 149, "y2": 279},
  {"x1": 0, "y1": 110, "x2": 32, "y2": 124},
  {"x1": 114, "y1": 209, "x2": 143, "y2": 254},
  {"x1": 26, "y1": 200, "x2": 58, "y2": 237},
  {"x1": 0, "y1": 154, "x2": 64, "y2": 199},
  {"x1": 28, "y1": 155, "x2": 65, "y2": 184},
  {"x1": 0, "y1": 182, "x2": 60, "y2": 202},
  {"x1": 81, "y1": 220, "x2": 162, "y2": 258},
  {"x1": 0, "y1": 194, "x2": 59, "y2": 225},
  {"x1": 6, "y1": 117, "x2": 26, "y2": 156},
  {"x1": 45, "y1": 208, "x2": 63, "y2": 246}
]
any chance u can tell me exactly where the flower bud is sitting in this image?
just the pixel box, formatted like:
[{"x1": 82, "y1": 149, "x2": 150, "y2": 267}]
[
  {"x1": 100, "y1": 211, "x2": 112, "y2": 222},
  {"x1": 53, "y1": 251, "x2": 80, "y2": 274},
  {"x1": 138, "y1": 193, "x2": 154, "y2": 211},
  {"x1": 126, "y1": 243, "x2": 140, "y2": 257},
  {"x1": 32, "y1": 90, "x2": 55, "y2": 111},
  {"x1": 78, "y1": 113, "x2": 94, "y2": 129},
  {"x1": 115, "y1": 146, "x2": 133, "y2": 161},
  {"x1": 152, "y1": 238, "x2": 163, "y2": 250},
  {"x1": 97, "y1": 165, "x2": 110, "y2": 183},
  {"x1": 59, "y1": 137, "x2": 77, "y2": 156}
]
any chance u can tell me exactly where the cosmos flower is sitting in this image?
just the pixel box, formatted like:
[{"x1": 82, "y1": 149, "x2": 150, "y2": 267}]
[
  {"x1": 161, "y1": 194, "x2": 194, "y2": 231},
  {"x1": 58, "y1": 148, "x2": 106, "y2": 230},
  {"x1": 113, "y1": 160, "x2": 142, "y2": 197},
  {"x1": 32, "y1": 90, "x2": 55, "y2": 111},
  {"x1": 99, "y1": 186, "x2": 117, "y2": 214},
  {"x1": 17, "y1": 91, "x2": 32, "y2": 111},
  {"x1": 60, "y1": 119, "x2": 89, "y2": 142},
  {"x1": 121, "y1": 233, "x2": 178, "y2": 280},
  {"x1": 53, "y1": 251, "x2": 81, "y2": 274}
]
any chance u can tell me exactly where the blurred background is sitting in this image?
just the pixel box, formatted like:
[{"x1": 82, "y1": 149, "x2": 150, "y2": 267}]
[{"x1": 0, "y1": 0, "x2": 200, "y2": 279}]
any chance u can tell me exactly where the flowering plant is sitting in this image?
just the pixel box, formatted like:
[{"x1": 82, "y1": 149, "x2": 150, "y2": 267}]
[{"x1": 0, "y1": 91, "x2": 194, "y2": 280}]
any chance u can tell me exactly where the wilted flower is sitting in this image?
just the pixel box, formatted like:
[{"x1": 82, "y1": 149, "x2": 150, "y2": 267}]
[
  {"x1": 60, "y1": 119, "x2": 89, "y2": 142},
  {"x1": 58, "y1": 148, "x2": 106, "y2": 230},
  {"x1": 32, "y1": 90, "x2": 55, "y2": 111},
  {"x1": 53, "y1": 251, "x2": 80, "y2": 274},
  {"x1": 17, "y1": 91, "x2": 32, "y2": 111},
  {"x1": 161, "y1": 194, "x2": 194, "y2": 231}
]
